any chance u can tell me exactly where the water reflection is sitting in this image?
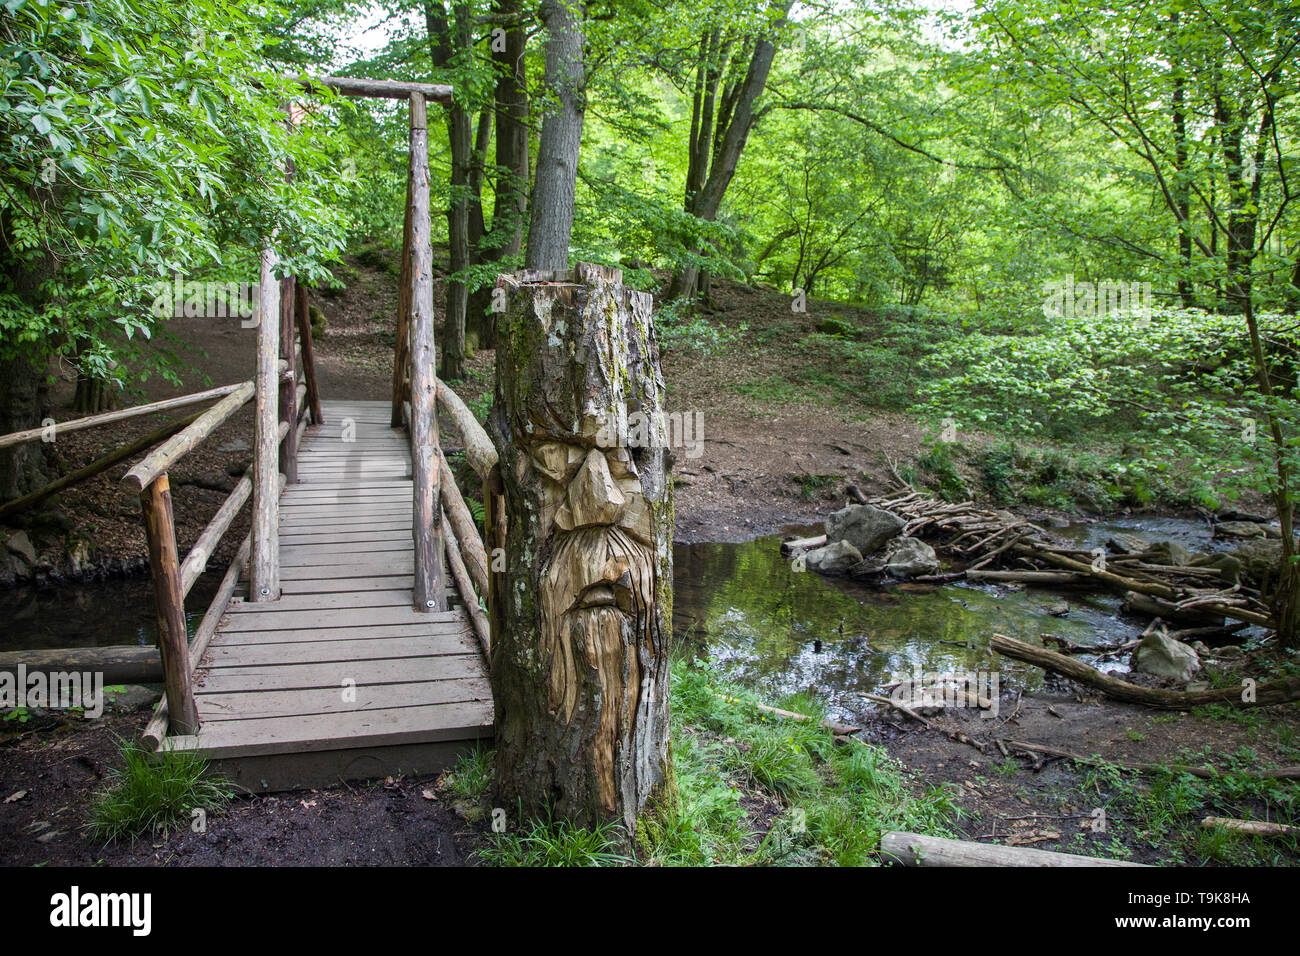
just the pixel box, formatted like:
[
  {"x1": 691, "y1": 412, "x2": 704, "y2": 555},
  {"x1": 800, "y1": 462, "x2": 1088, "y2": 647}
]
[{"x1": 673, "y1": 534, "x2": 1135, "y2": 723}]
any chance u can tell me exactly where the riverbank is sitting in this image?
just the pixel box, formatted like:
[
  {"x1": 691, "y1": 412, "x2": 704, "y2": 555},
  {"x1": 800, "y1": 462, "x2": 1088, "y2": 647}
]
[{"x1": 3, "y1": 256, "x2": 1297, "y2": 867}]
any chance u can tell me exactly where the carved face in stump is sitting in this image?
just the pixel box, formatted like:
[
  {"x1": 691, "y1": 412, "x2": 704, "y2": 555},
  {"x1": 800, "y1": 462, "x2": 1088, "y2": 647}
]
[{"x1": 529, "y1": 430, "x2": 658, "y2": 701}]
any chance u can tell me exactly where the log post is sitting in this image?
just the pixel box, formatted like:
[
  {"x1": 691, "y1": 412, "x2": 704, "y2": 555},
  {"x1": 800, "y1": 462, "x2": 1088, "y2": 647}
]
[
  {"x1": 140, "y1": 475, "x2": 199, "y2": 735},
  {"x1": 408, "y1": 91, "x2": 445, "y2": 611},
  {"x1": 292, "y1": 285, "x2": 324, "y2": 428},
  {"x1": 294, "y1": 283, "x2": 323, "y2": 425},
  {"x1": 250, "y1": 246, "x2": 281, "y2": 602},
  {"x1": 489, "y1": 264, "x2": 674, "y2": 835},
  {"x1": 391, "y1": 143, "x2": 414, "y2": 429},
  {"x1": 278, "y1": 276, "x2": 298, "y2": 484}
]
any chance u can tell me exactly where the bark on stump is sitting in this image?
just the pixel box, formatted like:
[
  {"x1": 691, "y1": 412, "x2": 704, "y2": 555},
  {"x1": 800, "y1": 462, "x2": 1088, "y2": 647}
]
[{"x1": 489, "y1": 264, "x2": 674, "y2": 834}]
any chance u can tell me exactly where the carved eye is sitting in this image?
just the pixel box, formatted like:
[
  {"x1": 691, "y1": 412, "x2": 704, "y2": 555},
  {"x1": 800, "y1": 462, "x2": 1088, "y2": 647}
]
[{"x1": 530, "y1": 442, "x2": 585, "y2": 484}]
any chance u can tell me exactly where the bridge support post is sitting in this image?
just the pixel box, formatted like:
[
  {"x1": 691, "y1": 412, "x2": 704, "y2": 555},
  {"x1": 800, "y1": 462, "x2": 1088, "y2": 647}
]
[
  {"x1": 278, "y1": 276, "x2": 298, "y2": 484},
  {"x1": 488, "y1": 264, "x2": 674, "y2": 836},
  {"x1": 408, "y1": 91, "x2": 446, "y2": 611},
  {"x1": 250, "y1": 246, "x2": 281, "y2": 602},
  {"x1": 140, "y1": 475, "x2": 199, "y2": 734}
]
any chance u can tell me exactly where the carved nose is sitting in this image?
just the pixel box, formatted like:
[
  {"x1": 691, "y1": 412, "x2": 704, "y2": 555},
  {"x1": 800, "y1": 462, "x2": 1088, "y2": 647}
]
[{"x1": 567, "y1": 448, "x2": 625, "y2": 527}]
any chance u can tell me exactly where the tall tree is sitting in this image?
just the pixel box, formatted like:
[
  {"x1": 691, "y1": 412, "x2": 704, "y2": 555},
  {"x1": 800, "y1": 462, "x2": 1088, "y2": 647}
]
[
  {"x1": 525, "y1": 0, "x2": 586, "y2": 270},
  {"x1": 666, "y1": 1, "x2": 792, "y2": 300}
]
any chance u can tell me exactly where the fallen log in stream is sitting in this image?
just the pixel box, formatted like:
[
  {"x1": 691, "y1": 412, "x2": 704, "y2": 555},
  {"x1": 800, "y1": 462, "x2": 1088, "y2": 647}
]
[{"x1": 990, "y1": 633, "x2": 1300, "y2": 708}]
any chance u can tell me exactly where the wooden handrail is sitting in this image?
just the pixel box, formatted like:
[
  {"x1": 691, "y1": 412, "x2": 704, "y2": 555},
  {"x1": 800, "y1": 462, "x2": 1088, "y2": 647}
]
[
  {"x1": 313, "y1": 75, "x2": 453, "y2": 102},
  {"x1": 442, "y1": 509, "x2": 491, "y2": 664},
  {"x1": 121, "y1": 381, "x2": 256, "y2": 492},
  {"x1": 438, "y1": 446, "x2": 489, "y2": 598},
  {"x1": 0, "y1": 382, "x2": 244, "y2": 450},
  {"x1": 142, "y1": 534, "x2": 250, "y2": 750},
  {"x1": 435, "y1": 379, "x2": 497, "y2": 478},
  {"x1": 179, "y1": 469, "x2": 252, "y2": 598},
  {"x1": 0, "y1": 410, "x2": 203, "y2": 523}
]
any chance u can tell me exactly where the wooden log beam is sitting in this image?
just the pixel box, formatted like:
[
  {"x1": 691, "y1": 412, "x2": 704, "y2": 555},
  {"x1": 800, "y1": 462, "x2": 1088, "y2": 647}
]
[
  {"x1": 391, "y1": 133, "x2": 415, "y2": 429},
  {"x1": 0, "y1": 645, "x2": 162, "y2": 684},
  {"x1": 313, "y1": 75, "x2": 453, "y2": 102},
  {"x1": 990, "y1": 633, "x2": 1300, "y2": 709},
  {"x1": 965, "y1": 569, "x2": 1090, "y2": 586},
  {"x1": 436, "y1": 379, "x2": 497, "y2": 478},
  {"x1": 119, "y1": 383, "x2": 255, "y2": 492},
  {"x1": 140, "y1": 475, "x2": 198, "y2": 735},
  {"x1": 408, "y1": 91, "x2": 445, "y2": 612},
  {"x1": 438, "y1": 446, "x2": 489, "y2": 598},
  {"x1": 1015, "y1": 543, "x2": 1273, "y2": 628},
  {"x1": 278, "y1": 276, "x2": 299, "y2": 484},
  {"x1": 441, "y1": 509, "x2": 491, "y2": 663},
  {"x1": 142, "y1": 534, "x2": 251, "y2": 750},
  {"x1": 0, "y1": 410, "x2": 202, "y2": 522},
  {"x1": 250, "y1": 246, "x2": 282, "y2": 602},
  {"x1": 0, "y1": 383, "x2": 243, "y2": 450},
  {"x1": 179, "y1": 469, "x2": 252, "y2": 598},
  {"x1": 879, "y1": 831, "x2": 1146, "y2": 867},
  {"x1": 293, "y1": 283, "x2": 324, "y2": 425},
  {"x1": 1201, "y1": 817, "x2": 1297, "y2": 836}
]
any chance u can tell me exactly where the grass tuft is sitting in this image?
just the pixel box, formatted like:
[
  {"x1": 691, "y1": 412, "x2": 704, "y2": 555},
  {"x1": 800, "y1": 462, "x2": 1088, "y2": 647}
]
[{"x1": 88, "y1": 738, "x2": 233, "y2": 843}]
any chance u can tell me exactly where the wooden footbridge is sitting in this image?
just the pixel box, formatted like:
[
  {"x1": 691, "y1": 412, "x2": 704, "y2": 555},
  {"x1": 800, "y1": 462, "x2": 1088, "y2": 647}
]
[{"x1": 1, "y1": 79, "x2": 508, "y2": 791}]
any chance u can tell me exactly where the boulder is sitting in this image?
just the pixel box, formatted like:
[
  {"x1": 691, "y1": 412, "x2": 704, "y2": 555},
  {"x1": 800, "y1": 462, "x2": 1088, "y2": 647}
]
[
  {"x1": 1107, "y1": 532, "x2": 1151, "y2": 554},
  {"x1": 882, "y1": 536, "x2": 939, "y2": 578},
  {"x1": 1150, "y1": 540, "x2": 1192, "y2": 566},
  {"x1": 1214, "y1": 520, "x2": 1266, "y2": 539},
  {"x1": 804, "y1": 539, "x2": 863, "y2": 574},
  {"x1": 1190, "y1": 551, "x2": 1243, "y2": 584},
  {"x1": 824, "y1": 503, "x2": 904, "y2": 556},
  {"x1": 1229, "y1": 539, "x2": 1282, "y2": 583},
  {"x1": 1132, "y1": 632, "x2": 1201, "y2": 682},
  {"x1": 5, "y1": 530, "x2": 36, "y2": 567}
]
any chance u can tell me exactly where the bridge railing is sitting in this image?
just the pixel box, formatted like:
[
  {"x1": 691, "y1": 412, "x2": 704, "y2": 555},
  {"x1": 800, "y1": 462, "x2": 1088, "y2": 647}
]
[{"x1": 123, "y1": 274, "x2": 320, "y2": 741}]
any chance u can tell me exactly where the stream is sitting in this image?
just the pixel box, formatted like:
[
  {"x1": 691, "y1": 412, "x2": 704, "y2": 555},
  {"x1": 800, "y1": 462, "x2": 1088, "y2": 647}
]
[{"x1": 0, "y1": 515, "x2": 1234, "y2": 725}]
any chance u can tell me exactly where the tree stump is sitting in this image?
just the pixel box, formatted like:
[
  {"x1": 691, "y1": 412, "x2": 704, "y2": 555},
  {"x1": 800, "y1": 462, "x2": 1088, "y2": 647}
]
[{"x1": 489, "y1": 264, "x2": 674, "y2": 834}]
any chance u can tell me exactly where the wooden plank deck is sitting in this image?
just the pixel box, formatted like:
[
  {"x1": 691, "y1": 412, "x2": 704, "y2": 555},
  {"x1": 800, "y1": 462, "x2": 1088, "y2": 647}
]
[{"x1": 158, "y1": 400, "x2": 493, "y2": 791}]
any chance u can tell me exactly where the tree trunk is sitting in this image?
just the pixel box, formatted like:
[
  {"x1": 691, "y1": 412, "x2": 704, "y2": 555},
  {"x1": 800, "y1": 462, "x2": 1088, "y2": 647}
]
[
  {"x1": 524, "y1": 0, "x2": 585, "y2": 271},
  {"x1": 667, "y1": 4, "x2": 791, "y2": 300},
  {"x1": 490, "y1": 0, "x2": 530, "y2": 261},
  {"x1": 488, "y1": 264, "x2": 674, "y2": 836},
  {"x1": 0, "y1": 355, "x2": 50, "y2": 501},
  {"x1": 0, "y1": 219, "x2": 55, "y2": 500},
  {"x1": 425, "y1": 0, "x2": 472, "y2": 381},
  {"x1": 1170, "y1": 13, "x2": 1194, "y2": 308}
]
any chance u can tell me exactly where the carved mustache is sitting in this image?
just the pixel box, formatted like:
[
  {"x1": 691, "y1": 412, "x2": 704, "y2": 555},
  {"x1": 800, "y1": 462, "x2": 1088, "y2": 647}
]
[{"x1": 544, "y1": 526, "x2": 655, "y2": 616}]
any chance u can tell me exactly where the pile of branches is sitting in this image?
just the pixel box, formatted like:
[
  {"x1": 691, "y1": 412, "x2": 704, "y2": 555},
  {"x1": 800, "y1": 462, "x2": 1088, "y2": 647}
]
[{"x1": 867, "y1": 488, "x2": 1275, "y2": 632}]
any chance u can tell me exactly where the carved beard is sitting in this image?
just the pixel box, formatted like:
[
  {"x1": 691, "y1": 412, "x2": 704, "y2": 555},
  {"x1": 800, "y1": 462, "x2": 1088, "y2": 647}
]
[{"x1": 540, "y1": 525, "x2": 658, "y2": 811}]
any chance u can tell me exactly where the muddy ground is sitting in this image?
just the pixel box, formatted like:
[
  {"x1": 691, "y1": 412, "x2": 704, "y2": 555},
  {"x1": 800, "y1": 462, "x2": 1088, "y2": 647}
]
[{"x1": 3, "y1": 258, "x2": 1297, "y2": 866}]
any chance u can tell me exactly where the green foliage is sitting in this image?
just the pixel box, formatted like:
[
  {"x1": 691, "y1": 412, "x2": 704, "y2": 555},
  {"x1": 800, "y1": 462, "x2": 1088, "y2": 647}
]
[
  {"x1": 440, "y1": 745, "x2": 493, "y2": 802},
  {"x1": 654, "y1": 298, "x2": 746, "y2": 355},
  {"x1": 476, "y1": 806, "x2": 633, "y2": 867},
  {"x1": 0, "y1": 0, "x2": 347, "y2": 387},
  {"x1": 88, "y1": 739, "x2": 232, "y2": 843}
]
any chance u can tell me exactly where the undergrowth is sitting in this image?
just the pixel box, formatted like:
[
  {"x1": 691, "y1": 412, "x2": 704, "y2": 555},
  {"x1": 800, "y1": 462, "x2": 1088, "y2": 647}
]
[
  {"x1": 457, "y1": 659, "x2": 955, "y2": 866},
  {"x1": 88, "y1": 739, "x2": 233, "y2": 843}
]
